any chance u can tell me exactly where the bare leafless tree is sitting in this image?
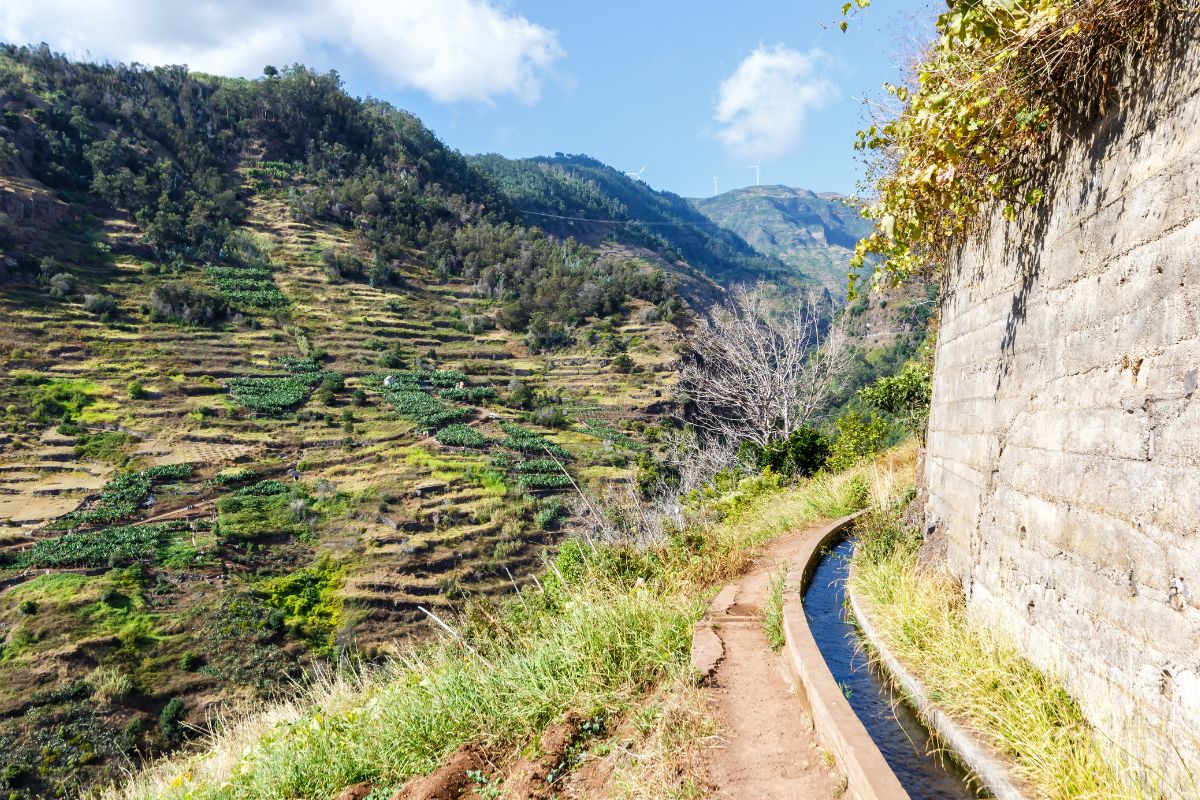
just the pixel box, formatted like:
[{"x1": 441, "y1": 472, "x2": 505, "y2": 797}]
[{"x1": 678, "y1": 283, "x2": 851, "y2": 447}]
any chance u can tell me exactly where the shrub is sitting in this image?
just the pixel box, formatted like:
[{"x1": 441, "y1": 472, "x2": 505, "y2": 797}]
[
  {"x1": 745, "y1": 427, "x2": 831, "y2": 479},
  {"x1": 506, "y1": 379, "x2": 533, "y2": 409},
  {"x1": 178, "y1": 652, "x2": 201, "y2": 671},
  {"x1": 378, "y1": 345, "x2": 409, "y2": 369},
  {"x1": 860, "y1": 357, "x2": 933, "y2": 437},
  {"x1": 535, "y1": 497, "x2": 567, "y2": 529},
  {"x1": 610, "y1": 353, "x2": 635, "y2": 373},
  {"x1": 532, "y1": 406, "x2": 568, "y2": 428},
  {"x1": 87, "y1": 664, "x2": 133, "y2": 704},
  {"x1": 159, "y1": 697, "x2": 186, "y2": 745},
  {"x1": 17, "y1": 599, "x2": 37, "y2": 615},
  {"x1": 149, "y1": 282, "x2": 227, "y2": 326},
  {"x1": 84, "y1": 293, "x2": 118, "y2": 318},
  {"x1": 127, "y1": 380, "x2": 146, "y2": 400},
  {"x1": 827, "y1": 411, "x2": 892, "y2": 473}
]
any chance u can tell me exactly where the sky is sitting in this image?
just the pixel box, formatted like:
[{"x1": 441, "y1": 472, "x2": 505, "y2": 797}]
[{"x1": 0, "y1": 0, "x2": 937, "y2": 198}]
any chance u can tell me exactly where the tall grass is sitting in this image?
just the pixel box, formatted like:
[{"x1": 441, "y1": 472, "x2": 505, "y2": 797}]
[
  {"x1": 99, "y1": 446, "x2": 912, "y2": 800},
  {"x1": 762, "y1": 565, "x2": 787, "y2": 653},
  {"x1": 849, "y1": 510, "x2": 1186, "y2": 800}
]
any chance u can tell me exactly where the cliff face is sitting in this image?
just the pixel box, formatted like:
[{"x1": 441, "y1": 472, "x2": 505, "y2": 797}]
[{"x1": 924, "y1": 18, "x2": 1200, "y2": 785}]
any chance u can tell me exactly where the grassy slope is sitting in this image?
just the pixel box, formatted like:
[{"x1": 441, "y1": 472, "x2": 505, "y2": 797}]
[
  {"x1": 849, "y1": 511, "x2": 1191, "y2": 800},
  {"x1": 100, "y1": 445, "x2": 919, "y2": 800},
  {"x1": 0, "y1": 169, "x2": 682, "y2": 796}
]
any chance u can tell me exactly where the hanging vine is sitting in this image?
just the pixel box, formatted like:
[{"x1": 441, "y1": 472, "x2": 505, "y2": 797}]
[{"x1": 844, "y1": 0, "x2": 1190, "y2": 295}]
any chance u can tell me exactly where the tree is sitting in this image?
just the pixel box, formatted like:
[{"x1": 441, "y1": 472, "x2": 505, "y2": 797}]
[{"x1": 679, "y1": 284, "x2": 851, "y2": 447}]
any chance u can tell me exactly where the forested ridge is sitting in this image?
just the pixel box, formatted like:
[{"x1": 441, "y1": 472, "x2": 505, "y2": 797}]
[
  {"x1": 0, "y1": 45, "x2": 674, "y2": 338},
  {"x1": 471, "y1": 152, "x2": 799, "y2": 289}
]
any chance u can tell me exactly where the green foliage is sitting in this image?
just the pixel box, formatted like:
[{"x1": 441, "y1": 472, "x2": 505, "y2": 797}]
[
  {"x1": 827, "y1": 410, "x2": 891, "y2": 472},
  {"x1": 743, "y1": 426, "x2": 831, "y2": 479},
  {"x1": 227, "y1": 373, "x2": 323, "y2": 414},
  {"x1": 158, "y1": 698, "x2": 186, "y2": 746},
  {"x1": 27, "y1": 378, "x2": 96, "y2": 424},
  {"x1": 534, "y1": 497, "x2": 567, "y2": 529},
  {"x1": 498, "y1": 422, "x2": 569, "y2": 459},
  {"x1": 205, "y1": 263, "x2": 286, "y2": 309},
  {"x1": 210, "y1": 467, "x2": 257, "y2": 485},
  {"x1": 580, "y1": 420, "x2": 644, "y2": 451},
  {"x1": 255, "y1": 556, "x2": 344, "y2": 653},
  {"x1": 234, "y1": 479, "x2": 291, "y2": 497},
  {"x1": 383, "y1": 389, "x2": 468, "y2": 431},
  {"x1": 15, "y1": 522, "x2": 186, "y2": 568},
  {"x1": 216, "y1": 492, "x2": 305, "y2": 540},
  {"x1": 438, "y1": 386, "x2": 497, "y2": 403},
  {"x1": 48, "y1": 464, "x2": 193, "y2": 529},
  {"x1": 126, "y1": 380, "x2": 146, "y2": 400},
  {"x1": 847, "y1": 0, "x2": 1171, "y2": 291},
  {"x1": 73, "y1": 430, "x2": 135, "y2": 465},
  {"x1": 517, "y1": 473, "x2": 573, "y2": 490},
  {"x1": 365, "y1": 373, "x2": 474, "y2": 431},
  {"x1": 17, "y1": 599, "x2": 37, "y2": 616},
  {"x1": 763, "y1": 566, "x2": 787, "y2": 653},
  {"x1": 859, "y1": 357, "x2": 932, "y2": 437},
  {"x1": 434, "y1": 424, "x2": 488, "y2": 448},
  {"x1": 511, "y1": 459, "x2": 561, "y2": 474}
]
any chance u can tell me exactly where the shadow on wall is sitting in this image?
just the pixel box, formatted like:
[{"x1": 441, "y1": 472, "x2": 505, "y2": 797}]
[{"x1": 939, "y1": 8, "x2": 1193, "y2": 394}]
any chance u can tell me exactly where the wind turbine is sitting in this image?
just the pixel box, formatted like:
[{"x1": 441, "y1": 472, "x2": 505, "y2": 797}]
[
  {"x1": 747, "y1": 158, "x2": 761, "y2": 186},
  {"x1": 713, "y1": 175, "x2": 719, "y2": 196},
  {"x1": 625, "y1": 164, "x2": 647, "y2": 181}
]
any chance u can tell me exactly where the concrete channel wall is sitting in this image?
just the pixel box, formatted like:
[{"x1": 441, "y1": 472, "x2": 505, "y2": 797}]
[
  {"x1": 781, "y1": 513, "x2": 910, "y2": 800},
  {"x1": 923, "y1": 17, "x2": 1200, "y2": 787}
]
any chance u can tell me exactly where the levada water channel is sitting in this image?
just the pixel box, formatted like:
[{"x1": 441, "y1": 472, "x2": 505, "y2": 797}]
[{"x1": 803, "y1": 537, "x2": 984, "y2": 799}]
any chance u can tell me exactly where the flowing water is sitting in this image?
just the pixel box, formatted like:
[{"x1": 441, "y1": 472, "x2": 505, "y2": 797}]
[{"x1": 803, "y1": 537, "x2": 984, "y2": 799}]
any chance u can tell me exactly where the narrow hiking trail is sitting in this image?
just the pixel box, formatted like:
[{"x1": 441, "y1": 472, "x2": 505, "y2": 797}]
[{"x1": 700, "y1": 525, "x2": 845, "y2": 799}]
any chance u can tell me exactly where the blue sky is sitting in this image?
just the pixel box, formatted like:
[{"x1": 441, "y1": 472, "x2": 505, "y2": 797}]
[{"x1": 1, "y1": 0, "x2": 936, "y2": 197}]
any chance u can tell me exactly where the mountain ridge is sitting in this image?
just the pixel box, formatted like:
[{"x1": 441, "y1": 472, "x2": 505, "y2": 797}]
[{"x1": 688, "y1": 184, "x2": 872, "y2": 297}]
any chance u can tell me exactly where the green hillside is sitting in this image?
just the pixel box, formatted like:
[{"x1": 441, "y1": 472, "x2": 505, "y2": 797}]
[
  {"x1": 471, "y1": 153, "x2": 800, "y2": 298},
  {"x1": 688, "y1": 185, "x2": 873, "y2": 297},
  {"x1": 0, "y1": 46, "x2": 682, "y2": 798}
]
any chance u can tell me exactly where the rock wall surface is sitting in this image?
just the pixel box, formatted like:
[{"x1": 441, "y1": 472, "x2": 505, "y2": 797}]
[{"x1": 924, "y1": 17, "x2": 1200, "y2": 787}]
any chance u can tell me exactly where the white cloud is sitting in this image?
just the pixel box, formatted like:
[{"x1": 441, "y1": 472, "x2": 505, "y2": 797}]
[
  {"x1": 0, "y1": 0, "x2": 564, "y2": 105},
  {"x1": 714, "y1": 45, "x2": 838, "y2": 158}
]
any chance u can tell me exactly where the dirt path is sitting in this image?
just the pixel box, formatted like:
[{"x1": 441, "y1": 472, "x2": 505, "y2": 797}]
[{"x1": 701, "y1": 527, "x2": 844, "y2": 799}]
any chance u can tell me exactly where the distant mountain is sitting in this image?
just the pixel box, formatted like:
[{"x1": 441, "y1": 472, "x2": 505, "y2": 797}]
[
  {"x1": 688, "y1": 186, "x2": 872, "y2": 297},
  {"x1": 470, "y1": 153, "x2": 803, "y2": 300}
]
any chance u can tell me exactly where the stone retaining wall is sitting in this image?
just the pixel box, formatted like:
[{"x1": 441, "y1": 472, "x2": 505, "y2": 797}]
[{"x1": 924, "y1": 16, "x2": 1200, "y2": 788}]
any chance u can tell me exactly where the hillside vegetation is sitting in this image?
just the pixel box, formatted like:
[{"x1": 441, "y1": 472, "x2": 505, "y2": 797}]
[
  {"x1": 688, "y1": 186, "x2": 872, "y2": 297},
  {"x1": 471, "y1": 153, "x2": 799, "y2": 301},
  {"x1": 0, "y1": 46, "x2": 691, "y2": 798}
]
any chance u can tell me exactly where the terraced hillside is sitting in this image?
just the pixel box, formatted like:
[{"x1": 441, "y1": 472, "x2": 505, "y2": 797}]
[{"x1": 0, "y1": 49, "x2": 686, "y2": 798}]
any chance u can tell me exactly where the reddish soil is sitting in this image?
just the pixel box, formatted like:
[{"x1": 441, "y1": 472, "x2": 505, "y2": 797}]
[
  {"x1": 701, "y1": 527, "x2": 845, "y2": 799},
  {"x1": 390, "y1": 742, "x2": 487, "y2": 800}
]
